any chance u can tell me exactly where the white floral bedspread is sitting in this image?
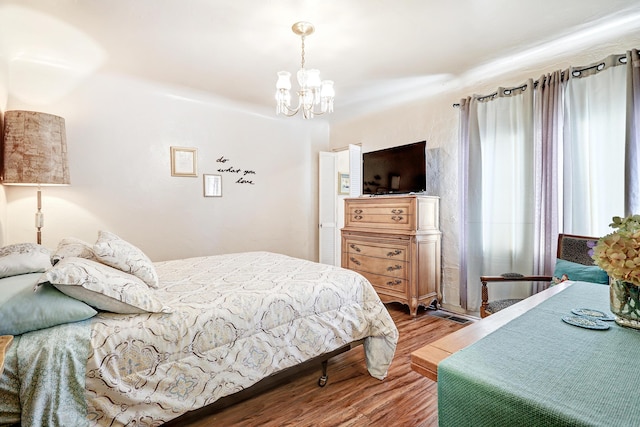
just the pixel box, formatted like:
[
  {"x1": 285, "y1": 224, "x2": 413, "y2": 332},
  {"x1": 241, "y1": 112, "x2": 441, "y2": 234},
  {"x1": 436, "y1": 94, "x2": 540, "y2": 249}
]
[{"x1": 84, "y1": 252, "x2": 399, "y2": 425}]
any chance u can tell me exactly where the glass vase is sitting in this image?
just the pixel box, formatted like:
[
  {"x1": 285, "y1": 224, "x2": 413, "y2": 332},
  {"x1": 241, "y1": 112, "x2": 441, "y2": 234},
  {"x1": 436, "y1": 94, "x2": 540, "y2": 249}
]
[{"x1": 610, "y1": 278, "x2": 640, "y2": 329}]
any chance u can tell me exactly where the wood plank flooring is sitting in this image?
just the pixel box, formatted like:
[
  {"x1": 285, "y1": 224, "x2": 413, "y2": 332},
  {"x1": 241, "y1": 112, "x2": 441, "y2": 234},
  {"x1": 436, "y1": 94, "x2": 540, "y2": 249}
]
[{"x1": 177, "y1": 303, "x2": 471, "y2": 427}]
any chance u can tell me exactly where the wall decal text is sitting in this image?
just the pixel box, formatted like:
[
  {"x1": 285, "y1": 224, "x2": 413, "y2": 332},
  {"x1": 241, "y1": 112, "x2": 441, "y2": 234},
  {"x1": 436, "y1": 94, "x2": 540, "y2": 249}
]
[{"x1": 216, "y1": 156, "x2": 256, "y2": 185}]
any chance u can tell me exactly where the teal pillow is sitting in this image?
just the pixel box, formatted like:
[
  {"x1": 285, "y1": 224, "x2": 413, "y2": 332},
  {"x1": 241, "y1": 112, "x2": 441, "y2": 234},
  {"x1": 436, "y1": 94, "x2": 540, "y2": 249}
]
[
  {"x1": 553, "y1": 259, "x2": 609, "y2": 285},
  {"x1": 0, "y1": 272, "x2": 97, "y2": 335}
]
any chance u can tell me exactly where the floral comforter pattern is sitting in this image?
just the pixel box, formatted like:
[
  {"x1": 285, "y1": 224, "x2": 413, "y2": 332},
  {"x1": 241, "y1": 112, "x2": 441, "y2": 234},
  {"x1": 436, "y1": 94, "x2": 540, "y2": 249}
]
[{"x1": 74, "y1": 252, "x2": 396, "y2": 425}]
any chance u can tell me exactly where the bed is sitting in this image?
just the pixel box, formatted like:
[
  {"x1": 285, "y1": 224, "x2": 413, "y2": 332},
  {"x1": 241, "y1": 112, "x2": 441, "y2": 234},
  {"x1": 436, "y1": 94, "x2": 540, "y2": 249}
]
[{"x1": 0, "y1": 234, "x2": 399, "y2": 426}]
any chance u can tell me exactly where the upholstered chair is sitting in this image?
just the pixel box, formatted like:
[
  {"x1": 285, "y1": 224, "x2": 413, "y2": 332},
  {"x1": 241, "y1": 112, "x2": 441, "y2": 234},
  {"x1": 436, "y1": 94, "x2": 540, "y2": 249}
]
[{"x1": 480, "y1": 233, "x2": 606, "y2": 318}]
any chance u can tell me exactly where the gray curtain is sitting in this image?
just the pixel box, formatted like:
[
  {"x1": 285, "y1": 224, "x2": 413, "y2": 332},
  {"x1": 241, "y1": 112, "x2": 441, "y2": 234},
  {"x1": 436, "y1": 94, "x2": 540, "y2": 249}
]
[
  {"x1": 533, "y1": 70, "x2": 565, "y2": 282},
  {"x1": 458, "y1": 96, "x2": 481, "y2": 310},
  {"x1": 626, "y1": 49, "x2": 640, "y2": 216}
]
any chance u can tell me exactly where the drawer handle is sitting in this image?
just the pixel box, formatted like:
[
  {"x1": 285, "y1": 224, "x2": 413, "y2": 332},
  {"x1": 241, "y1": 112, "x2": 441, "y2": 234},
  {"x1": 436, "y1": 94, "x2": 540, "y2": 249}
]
[
  {"x1": 391, "y1": 209, "x2": 404, "y2": 214},
  {"x1": 386, "y1": 279, "x2": 402, "y2": 286},
  {"x1": 387, "y1": 249, "x2": 402, "y2": 257},
  {"x1": 391, "y1": 215, "x2": 404, "y2": 222},
  {"x1": 349, "y1": 244, "x2": 362, "y2": 252},
  {"x1": 354, "y1": 209, "x2": 363, "y2": 214},
  {"x1": 387, "y1": 264, "x2": 402, "y2": 272},
  {"x1": 354, "y1": 215, "x2": 363, "y2": 220},
  {"x1": 350, "y1": 257, "x2": 361, "y2": 266}
]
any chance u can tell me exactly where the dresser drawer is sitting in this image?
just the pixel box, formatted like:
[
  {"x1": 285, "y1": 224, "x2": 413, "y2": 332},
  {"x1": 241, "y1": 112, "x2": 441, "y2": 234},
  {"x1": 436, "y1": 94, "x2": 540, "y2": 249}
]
[
  {"x1": 358, "y1": 271, "x2": 408, "y2": 293},
  {"x1": 345, "y1": 253, "x2": 407, "y2": 279},
  {"x1": 345, "y1": 198, "x2": 415, "y2": 230},
  {"x1": 348, "y1": 205, "x2": 411, "y2": 216},
  {"x1": 347, "y1": 212, "x2": 411, "y2": 227},
  {"x1": 344, "y1": 241, "x2": 407, "y2": 261}
]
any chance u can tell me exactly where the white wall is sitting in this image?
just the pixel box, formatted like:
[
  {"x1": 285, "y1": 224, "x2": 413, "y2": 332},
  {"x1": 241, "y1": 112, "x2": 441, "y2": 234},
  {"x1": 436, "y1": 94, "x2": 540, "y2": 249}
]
[
  {"x1": 330, "y1": 37, "x2": 640, "y2": 314},
  {"x1": 3, "y1": 72, "x2": 329, "y2": 261}
]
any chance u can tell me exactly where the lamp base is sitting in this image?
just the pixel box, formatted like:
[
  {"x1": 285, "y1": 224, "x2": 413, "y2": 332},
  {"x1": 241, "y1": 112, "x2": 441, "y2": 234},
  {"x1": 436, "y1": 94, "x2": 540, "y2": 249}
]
[{"x1": 35, "y1": 188, "x2": 43, "y2": 245}]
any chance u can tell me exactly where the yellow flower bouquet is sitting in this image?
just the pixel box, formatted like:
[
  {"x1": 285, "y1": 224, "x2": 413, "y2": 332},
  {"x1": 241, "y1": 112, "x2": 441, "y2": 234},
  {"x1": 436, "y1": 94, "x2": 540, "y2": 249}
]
[
  {"x1": 592, "y1": 215, "x2": 640, "y2": 286},
  {"x1": 592, "y1": 215, "x2": 640, "y2": 328}
]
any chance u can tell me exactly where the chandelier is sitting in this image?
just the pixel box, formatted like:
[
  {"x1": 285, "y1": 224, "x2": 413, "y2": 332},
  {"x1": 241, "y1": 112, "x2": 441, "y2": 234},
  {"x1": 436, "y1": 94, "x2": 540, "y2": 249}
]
[{"x1": 275, "y1": 21, "x2": 334, "y2": 119}]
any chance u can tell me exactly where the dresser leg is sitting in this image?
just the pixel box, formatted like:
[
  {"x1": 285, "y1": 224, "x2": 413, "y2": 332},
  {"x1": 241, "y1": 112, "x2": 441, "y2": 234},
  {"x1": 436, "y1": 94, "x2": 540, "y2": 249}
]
[{"x1": 410, "y1": 298, "x2": 418, "y2": 317}]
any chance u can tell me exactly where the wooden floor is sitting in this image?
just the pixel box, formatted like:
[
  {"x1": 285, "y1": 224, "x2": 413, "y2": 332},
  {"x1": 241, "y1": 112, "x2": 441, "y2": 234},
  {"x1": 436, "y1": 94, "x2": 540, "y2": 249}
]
[{"x1": 178, "y1": 303, "x2": 471, "y2": 427}]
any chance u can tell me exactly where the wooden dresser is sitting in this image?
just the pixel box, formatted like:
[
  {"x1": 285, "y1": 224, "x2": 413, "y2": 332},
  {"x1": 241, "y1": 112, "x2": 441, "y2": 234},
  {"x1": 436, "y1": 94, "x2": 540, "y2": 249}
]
[{"x1": 341, "y1": 195, "x2": 441, "y2": 316}]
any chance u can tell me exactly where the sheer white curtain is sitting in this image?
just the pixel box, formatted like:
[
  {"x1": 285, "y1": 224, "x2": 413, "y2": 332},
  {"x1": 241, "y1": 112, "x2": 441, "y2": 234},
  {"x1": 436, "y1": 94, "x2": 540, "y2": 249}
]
[
  {"x1": 463, "y1": 82, "x2": 535, "y2": 311},
  {"x1": 563, "y1": 55, "x2": 627, "y2": 236}
]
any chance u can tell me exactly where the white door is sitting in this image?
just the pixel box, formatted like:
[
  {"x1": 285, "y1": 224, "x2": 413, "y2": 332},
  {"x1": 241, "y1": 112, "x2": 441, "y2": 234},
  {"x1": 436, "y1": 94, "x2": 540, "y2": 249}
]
[{"x1": 319, "y1": 152, "x2": 338, "y2": 265}]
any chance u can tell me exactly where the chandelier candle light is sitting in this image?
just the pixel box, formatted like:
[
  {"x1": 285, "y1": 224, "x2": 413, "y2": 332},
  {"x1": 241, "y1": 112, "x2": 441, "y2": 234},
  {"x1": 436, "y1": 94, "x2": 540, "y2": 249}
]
[{"x1": 276, "y1": 21, "x2": 335, "y2": 119}]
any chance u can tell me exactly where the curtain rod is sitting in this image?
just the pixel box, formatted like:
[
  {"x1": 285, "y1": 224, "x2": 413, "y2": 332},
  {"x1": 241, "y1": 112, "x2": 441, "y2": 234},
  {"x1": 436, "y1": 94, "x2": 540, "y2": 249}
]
[{"x1": 451, "y1": 53, "x2": 629, "y2": 108}]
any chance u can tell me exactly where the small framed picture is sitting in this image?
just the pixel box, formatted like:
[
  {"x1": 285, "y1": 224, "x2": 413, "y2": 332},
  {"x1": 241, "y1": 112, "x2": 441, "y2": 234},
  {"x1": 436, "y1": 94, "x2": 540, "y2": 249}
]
[
  {"x1": 338, "y1": 172, "x2": 350, "y2": 195},
  {"x1": 171, "y1": 147, "x2": 197, "y2": 177},
  {"x1": 390, "y1": 175, "x2": 400, "y2": 191},
  {"x1": 203, "y1": 174, "x2": 222, "y2": 197}
]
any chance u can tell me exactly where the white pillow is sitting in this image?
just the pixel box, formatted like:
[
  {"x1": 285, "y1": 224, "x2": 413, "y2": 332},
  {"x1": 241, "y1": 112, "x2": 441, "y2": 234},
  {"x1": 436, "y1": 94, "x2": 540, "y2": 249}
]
[
  {"x1": 51, "y1": 237, "x2": 97, "y2": 265},
  {"x1": 0, "y1": 243, "x2": 52, "y2": 279},
  {"x1": 40, "y1": 257, "x2": 169, "y2": 314},
  {"x1": 93, "y1": 231, "x2": 159, "y2": 288}
]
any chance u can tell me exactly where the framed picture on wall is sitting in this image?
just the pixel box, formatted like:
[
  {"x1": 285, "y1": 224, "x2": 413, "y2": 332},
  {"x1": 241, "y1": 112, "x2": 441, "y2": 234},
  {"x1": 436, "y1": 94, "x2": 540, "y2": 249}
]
[
  {"x1": 203, "y1": 174, "x2": 222, "y2": 197},
  {"x1": 338, "y1": 172, "x2": 350, "y2": 195},
  {"x1": 171, "y1": 146, "x2": 198, "y2": 177}
]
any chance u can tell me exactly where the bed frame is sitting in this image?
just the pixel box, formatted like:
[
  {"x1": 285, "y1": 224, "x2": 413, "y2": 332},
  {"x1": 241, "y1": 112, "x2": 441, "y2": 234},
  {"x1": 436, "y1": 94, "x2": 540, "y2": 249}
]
[{"x1": 164, "y1": 339, "x2": 365, "y2": 425}]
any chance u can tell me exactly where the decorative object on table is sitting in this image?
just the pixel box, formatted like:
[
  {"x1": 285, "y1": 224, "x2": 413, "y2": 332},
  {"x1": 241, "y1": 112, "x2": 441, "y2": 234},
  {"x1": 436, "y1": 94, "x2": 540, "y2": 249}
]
[
  {"x1": 592, "y1": 214, "x2": 640, "y2": 329},
  {"x1": 275, "y1": 21, "x2": 335, "y2": 119},
  {"x1": 1, "y1": 111, "x2": 71, "y2": 244},
  {"x1": 561, "y1": 315, "x2": 610, "y2": 330},
  {"x1": 609, "y1": 278, "x2": 640, "y2": 329},
  {"x1": 170, "y1": 146, "x2": 197, "y2": 177},
  {"x1": 570, "y1": 308, "x2": 615, "y2": 321}
]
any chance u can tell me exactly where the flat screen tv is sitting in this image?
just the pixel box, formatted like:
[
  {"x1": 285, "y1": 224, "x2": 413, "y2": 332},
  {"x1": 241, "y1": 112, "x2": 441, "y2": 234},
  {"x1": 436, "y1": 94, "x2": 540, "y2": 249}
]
[{"x1": 362, "y1": 141, "x2": 426, "y2": 195}]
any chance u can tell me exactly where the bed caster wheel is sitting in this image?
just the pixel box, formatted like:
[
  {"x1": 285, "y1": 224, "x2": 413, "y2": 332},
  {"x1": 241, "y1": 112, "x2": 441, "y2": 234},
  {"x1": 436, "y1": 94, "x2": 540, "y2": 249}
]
[{"x1": 318, "y1": 375, "x2": 328, "y2": 387}]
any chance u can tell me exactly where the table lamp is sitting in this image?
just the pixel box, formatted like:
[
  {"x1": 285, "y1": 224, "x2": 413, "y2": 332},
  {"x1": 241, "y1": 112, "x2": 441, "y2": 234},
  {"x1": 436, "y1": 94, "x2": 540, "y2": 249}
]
[{"x1": 1, "y1": 110, "x2": 70, "y2": 244}]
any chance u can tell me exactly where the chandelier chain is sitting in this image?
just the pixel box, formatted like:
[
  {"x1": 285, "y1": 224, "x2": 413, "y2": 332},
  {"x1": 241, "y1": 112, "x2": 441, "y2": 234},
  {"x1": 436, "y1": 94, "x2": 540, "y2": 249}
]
[{"x1": 300, "y1": 35, "x2": 306, "y2": 69}]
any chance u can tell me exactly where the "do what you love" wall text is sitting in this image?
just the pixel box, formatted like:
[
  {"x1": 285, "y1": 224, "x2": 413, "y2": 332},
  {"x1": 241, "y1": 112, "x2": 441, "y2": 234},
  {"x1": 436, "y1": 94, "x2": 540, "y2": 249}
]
[{"x1": 216, "y1": 156, "x2": 256, "y2": 185}]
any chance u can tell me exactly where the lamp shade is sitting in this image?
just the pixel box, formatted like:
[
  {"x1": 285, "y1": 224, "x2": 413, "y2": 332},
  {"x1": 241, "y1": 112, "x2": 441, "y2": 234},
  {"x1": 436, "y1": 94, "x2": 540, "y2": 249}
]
[{"x1": 2, "y1": 110, "x2": 70, "y2": 186}]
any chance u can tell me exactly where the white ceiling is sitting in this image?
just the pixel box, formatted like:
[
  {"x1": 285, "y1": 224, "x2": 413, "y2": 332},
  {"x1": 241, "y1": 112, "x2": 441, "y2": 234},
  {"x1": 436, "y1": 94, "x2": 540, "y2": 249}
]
[{"x1": 3, "y1": 0, "x2": 640, "y2": 123}]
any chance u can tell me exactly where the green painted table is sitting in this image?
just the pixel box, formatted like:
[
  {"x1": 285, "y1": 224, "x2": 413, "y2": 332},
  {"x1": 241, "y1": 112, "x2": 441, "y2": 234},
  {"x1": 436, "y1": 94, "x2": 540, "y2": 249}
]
[{"x1": 438, "y1": 281, "x2": 640, "y2": 427}]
